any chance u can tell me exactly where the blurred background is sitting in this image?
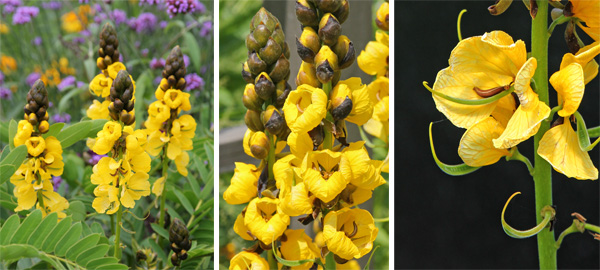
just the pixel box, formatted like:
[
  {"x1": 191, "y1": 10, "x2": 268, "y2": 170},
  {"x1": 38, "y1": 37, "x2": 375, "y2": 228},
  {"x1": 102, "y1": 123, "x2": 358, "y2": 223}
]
[
  {"x1": 397, "y1": 1, "x2": 599, "y2": 268},
  {"x1": 218, "y1": 0, "x2": 389, "y2": 269}
]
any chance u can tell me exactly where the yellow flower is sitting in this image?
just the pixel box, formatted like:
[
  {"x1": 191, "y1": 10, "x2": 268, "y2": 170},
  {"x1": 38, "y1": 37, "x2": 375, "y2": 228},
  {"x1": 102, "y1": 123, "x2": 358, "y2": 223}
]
[
  {"x1": 61, "y1": 5, "x2": 92, "y2": 33},
  {"x1": 301, "y1": 150, "x2": 348, "y2": 203},
  {"x1": 92, "y1": 121, "x2": 122, "y2": 155},
  {"x1": 145, "y1": 101, "x2": 170, "y2": 132},
  {"x1": 458, "y1": 117, "x2": 511, "y2": 167},
  {"x1": 11, "y1": 163, "x2": 41, "y2": 211},
  {"x1": 364, "y1": 119, "x2": 389, "y2": 144},
  {"x1": 323, "y1": 208, "x2": 378, "y2": 260},
  {"x1": 145, "y1": 130, "x2": 169, "y2": 157},
  {"x1": 569, "y1": 0, "x2": 600, "y2": 41},
  {"x1": 274, "y1": 155, "x2": 314, "y2": 216},
  {"x1": 87, "y1": 101, "x2": 109, "y2": 121},
  {"x1": 229, "y1": 251, "x2": 269, "y2": 270},
  {"x1": 338, "y1": 184, "x2": 373, "y2": 208},
  {"x1": 280, "y1": 229, "x2": 321, "y2": 269},
  {"x1": 376, "y1": 1, "x2": 389, "y2": 31},
  {"x1": 91, "y1": 157, "x2": 119, "y2": 186},
  {"x1": 152, "y1": 176, "x2": 166, "y2": 196},
  {"x1": 1, "y1": 56, "x2": 17, "y2": 74},
  {"x1": 175, "y1": 151, "x2": 190, "y2": 176},
  {"x1": 550, "y1": 63, "x2": 585, "y2": 117},
  {"x1": 92, "y1": 184, "x2": 120, "y2": 214},
  {"x1": 538, "y1": 120, "x2": 598, "y2": 180},
  {"x1": 357, "y1": 31, "x2": 389, "y2": 77},
  {"x1": 223, "y1": 162, "x2": 260, "y2": 205},
  {"x1": 286, "y1": 131, "x2": 314, "y2": 160},
  {"x1": 340, "y1": 142, "x2": 386, "y2": 190},
  {"x1": 244, "y1": 197, "x2": 290, "y2": 245},
  {"x1": 14, "y1": 120, "x2": 33, "y2": 147},
  {"x1": 90, "y1": 62, "x2": 126, "y2": 97},
  {"x1": 40, "y1": 136, "x2": 64, "y2": 177},
  {"x1": 25, "y1": 136, "x2": 46, "y2": 157},
  {"x1": 336, "y1": 78, "x2": 373, "y2": 126},
  {"x1": 163, "y1": 89, "x2": 192, "y2": 111},
  {"x1": 559, "y1": 41, "x2": 600, "y2": 84},
  {"x1": 120, "y1": 172, "x2": 151, "y2": 208},
  {"x1": 283, "y1": 84, "x2": 327, "y2": 133},
  {"x1": 36, "y1": 181, "x2": 69, "y2": 219},
  {"x1": 233, "y1": 211, "x2": 254, "y2": 241},
  {"x1": 0, "y1": 23, "x2": 9, "y2": 34}
]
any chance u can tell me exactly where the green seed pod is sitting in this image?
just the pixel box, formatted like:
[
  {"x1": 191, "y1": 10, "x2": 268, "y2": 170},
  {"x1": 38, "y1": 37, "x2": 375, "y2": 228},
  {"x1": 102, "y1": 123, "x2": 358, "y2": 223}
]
[
  {"x1": 296, "y1": 0, "x2": 319, "y2": 27},
  {"x1": 250, "y1": 131, "x2": 270, "y2": 159},
  {"x1": 314, "y1": 46, "x2": 338, "y2": 84},
  {"x1": 268, "y1": 54, "x2": 290, "y2": 83},
  {"x1": 259, "y1": 37, "x2": 283, "y2": 65},
  {"x1": 318, "y1": 13, "x2": 342, "y2": 47},
  {"x1": 296, "y1": 27, "x2": 321, "y2": 63},
  {"x1": 331, "y1": 96, "x2": 352, "y2": 120},
  {"x1": 248, "y1": 51, "x2": 267, "y2": 76},
  {"x1": 98, "y1": 23, "x2": 120, "y2": 68},
  {"x1": 333, "y1": 35, "x2": 355, "y2": 69},
  {"x1": 245, "y1": 110, "x2": 265, "y2": 132},
  {"x1": 242, "y1": 84, "x2": 264, "y2": 111},
  {"x1": 316, "y1": 0, "x2": 343, "y2": 13},
  {"x1": 296, "y1": 61, "x2": 321, "y2": 88},
  {"x1": 162, "y1": 46, "x2": 187, "y2": 90},
  {"x1": 241, "y1": 62, "x2": 254, "y2": 83},
  {"x1": 333, "y1": 0, "x2": 349, "y2": 24},
  {"x1": 254, "y1": 72, "x2": 276, "y2": 100}
]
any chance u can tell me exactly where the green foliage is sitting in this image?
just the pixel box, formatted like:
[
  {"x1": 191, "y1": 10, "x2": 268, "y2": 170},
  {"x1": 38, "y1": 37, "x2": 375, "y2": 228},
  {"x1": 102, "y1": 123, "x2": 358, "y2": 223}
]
[
  {"x1": 0, "y1": 210, "x2": 125, "y2": 269},
  {"x1": 0, "y1": 145, "x2": 27, "y2": 185}
]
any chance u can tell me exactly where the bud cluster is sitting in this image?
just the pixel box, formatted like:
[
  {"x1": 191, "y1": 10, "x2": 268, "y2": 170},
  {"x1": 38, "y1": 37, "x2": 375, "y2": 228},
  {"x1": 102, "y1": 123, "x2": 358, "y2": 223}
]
[
  {"x1": 169, "y1": 218, "x2": 191, "y2": 266},
  {"x1": 96, "y1": 23, "x2": 121, "y2": 70},
  {"x1": 23, "y1": 80, "x2": 50, "y2": 133},
  {"x1": 295, "y1": 0, "x2": 355, "y2": 87},
  {"x1": 108, "y1": 70, "x2": 136, "y2": 125}
]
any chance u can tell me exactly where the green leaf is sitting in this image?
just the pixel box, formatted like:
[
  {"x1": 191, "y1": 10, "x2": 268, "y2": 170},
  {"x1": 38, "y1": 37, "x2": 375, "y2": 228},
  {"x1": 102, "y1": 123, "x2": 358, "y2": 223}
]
[
  {"x1": 76, "y1": 244, "x2": 109, "y2": 267},
  {"x1": 86, "y1": 119, "x2": 109, "y2": 138},
  {"x1": 0, "y1": 244, "x2": 62, "y2": 269},
  {"x1": 27, "y1": 212, "x2": 58, "y2": 247},
  {"x1": 203, "y1": 140, "x2": 214, "y2": 167},
  {"x1": 134, "y1": 70, "x2": 151, "y2": 129},
  {"x1": 173, "y1": 188, "x2": 195, "y2": 215},
  {"x1": 65, "y1": 234, "x2": 101, "y2": 261},
  {"x1": 68, "y1": 201, "x2": 86, "y2": 222},
  {"x1": 186, "y1": 173, "x2": 202, "y2": 196},
  {"x1": 0, "y1": 145, "x2": 9, "y2": 160},
  {"x1": 10, "y1": 209, "x2": 43, "y2": 244},
  {"x1": 96, "y1": 264, "x2": 128, "y2": 270},
  {"x1": 57, "y1": 121, "x2": 92, "y2": 148},
  {"x1": 0, "y1": 213, "x2": 21, "y2": 245},
  {"x1": 184, "y1": 32, "x2": 202, "y2": 73},
  {"x1": 84, "y1": 58, "x2": 96, "y2": 83},
  {"x1": 575, "y1": 112, "x2": 600, "y2": 151},
  {"x1": 8, "y1": 119, "x2": 17, "y2": 150},
  {"x1": 150, "y1": 223, "x2": 169, "y2": 240},
  {"x1": 0, "y1": 144, "x2": 27, "y2": 185},
  {"x1": 54, "y1": 222, "x2": 83, "y2": 257},
  {"x1": 58, "y1": 87, "x2": 87, "y2": 114},
  {"x1": 429, "y1": 123, "x2": 480, "y2": 176},
  {"x1": 146, "y1": 238, "x2": 168, "y2": 265},
  {"x1": 41, "y1": 216, "x2": 73, "y2": 252},
  {"x1": 90, "y1": 222, "x2": 104, "y2": 235},
  {"x1": 164, "y1": 20, "x2": 185, "y2": 33},
  {"x1": 42, "y1": 123, "x2": 65, "y2": 139},
  {"x1": 186, "y1": 246, "x2": 213, "y2": 259},
  {"x1": 85, "y1": 257, "x2": 119, "y2": 269}
]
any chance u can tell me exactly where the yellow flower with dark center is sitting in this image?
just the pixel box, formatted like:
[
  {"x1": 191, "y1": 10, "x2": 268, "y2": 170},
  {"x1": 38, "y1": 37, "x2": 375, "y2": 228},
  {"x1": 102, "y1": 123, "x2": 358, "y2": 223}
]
[
  {"x1": 145, "y1": 101, "x2": 171, "y2": 132},
  {"x1": 86, "y1": 99, "x2": 110, "y2": 120},
  {"x1": 223, "y1": 162, "x2": 260, "y2": 205},
  {"x1": 283, "y1": 84, "x2": 327, "y2": 133},
  {"x1": 229, "y1": 251, "x2": 269, "y2": 270},
  {"x1": 91, "y1": 157, "x2": 119, "y2": 186},
  {"x1": 458, "y1": 117, "x2": 511, "y2": 167},
  {"x1": 0, "y1": 56, "x2": 17, "y2": 74},
  {"x1": 301, "y1": 150, "x2": 348, "y2": 203},
  {"x1": 14, "y1": 120, "x2": 33, "y2": 147},
  {"x1": 337, "y1": 78, "x2": 373, "y2": 126},
  {"x1": 244, "y1": 197, "x2": 290, "y2": 245},
  {"x1": 280, "y1": 229, "x2": 321, "y2": 269},
  {"x1": 92, "y1": 121, "x2": 122, "y2": 155},
  {"x1": 163, "y1": 89, "x2": 192, "y2": 110},
  {"x1": 25, "y1": 136, "x2": 46, "y2": 157},
  {"x1": 90, "y1": 62, "x2": 126, "y2": 98},
  {"x1": 274, "y1": 155, "x2": 313, "y2": 216},
  {"x1": 538, "y1": 119, "x2": 598, "y2": 180},
  {"x1": 340, "y1": 142, "x2": 386, "y2": 190},
  {"x1": 569, "y1": 0, "x2": 600, "y2": 41},
  {"x1": 338, "y1": 184, "x2": 373, "y2": 208},
  {"x1": 323, "y1": 208, "x2": 378, "y2": 260},
  {"x1": 39, "y1": 136, "x2": 64, "y2": 178},
  {"x1": 357, "y1": 31, "x2": 388, "y2": 77}
]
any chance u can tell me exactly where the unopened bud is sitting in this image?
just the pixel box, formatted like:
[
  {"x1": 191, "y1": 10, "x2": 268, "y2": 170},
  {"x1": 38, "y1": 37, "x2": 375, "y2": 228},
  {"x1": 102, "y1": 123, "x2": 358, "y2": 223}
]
[
  {"x1": 275, "y1": 82, "x2": 292, "y2": 108},
  {"x1": 252, "y1": 24, "x2": 272, "y2": 47},
  {"x1": 296, "y1": 61, "x2": 321, "y2": 88},
  {"x1": 245, "y1": 110, "x2": 264, "y2": 132},
  {"x1": 242, "y1": 62, "x2": 254, "y2": 83},
  {"x1": 268, "y1": 54, "x2": 290, "y2": 83},
  {"x1": 178, "y1": 249, "x2": 188, "y2": 260},
  {"x1": 333, "y1": 35, "x2": 355, "y2": 69},
  {"x1": 38, "y1": 120, "x2": 49, "y2": 134},
  {"x1": 242, "y1": 84, "x2": 264, "y2": 111},
  {"x1": 136, "y1": 250, "x2": 147, "y2": 262},
  {"x1": 316, "y1": 0, "x2": 343, "y2": 13},
  {"x1": 251, "y1": 8, "x2": 278, "y2": 33},
  {"x1": 333, "y1": 0, "x2": 349, "y2": 24},
  {"x1": 551, "y1": 8, "x2": 563, "y2": 21},
  {"x1": 248, "y1": 51, "x2": 267, "y2": 76},
  {"x1": 488, "y1": 0, "x2": 512, "y2": 16},
  {"x1": 308, "y1": 124, "x2": 324, "y2": 149},
  {"x1": 262, "y1": 105, "x2": 286, "y2": 135},
  {"x1": 375, "y1": 1, "x2": 389, "y2": 30},
  {"x1": 254, "y1": 72, "x2": 276, "y2": 100},
  {"x1": 296, "y1": 27, "x2": 321, "y2": 63},
  {"x1": 169, "y1": 218, "x2": 189, "y2": 244},
  {"x1": 314, "y1": 46, "x2": 338, "y2": 84},
  {"x1": 250, "y1": 131, "x2": 270, "y2": 159},
  {"x1": 296, "y1": 0, "x2": 319, "y2": 27},
  {"x1": 330, "y1": 83, "x2": 353, "y2": 120},
  {"x1": 259, "y1": 37, "x2": 283, "y2": 65},
  {"x1": 171, "y1": 252, "x2": 180, "y2": 266},
  {"x1": 565, "y1": 21, "x2": 580, "y2": 54},
  {"x1": 318, "y1": 14, "x2": 342, "y2": 47}
]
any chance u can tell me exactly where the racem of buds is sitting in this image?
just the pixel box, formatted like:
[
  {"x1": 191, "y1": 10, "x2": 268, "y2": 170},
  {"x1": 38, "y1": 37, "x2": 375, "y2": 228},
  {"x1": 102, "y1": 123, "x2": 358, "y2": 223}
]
[
  {"x1": 24, "y1": 80, "x2": 50, "y2": 133},
  {"x1": 108, "y1": 70, "x2": 135, "y2": 125},
  {"x1": 97, "y1": 23, "x2": 120, "y2": 70}
]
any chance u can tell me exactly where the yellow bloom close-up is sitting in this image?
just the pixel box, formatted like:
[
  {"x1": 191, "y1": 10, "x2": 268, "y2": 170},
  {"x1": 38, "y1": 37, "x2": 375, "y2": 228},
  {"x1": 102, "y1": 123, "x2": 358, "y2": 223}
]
[
  {"x1": 223, "y1": 162, "x2": 260, "y2": 205},
  {"x1": 301, "y1": 150, "x2": 348, "y2": 203},
  {"x1": 323, "y1": 208, "x2": 378, "y2": 260},
  {"x1": 280, "y1": 229, "x2": 322, "y2": 269},
  {"x1": 243, "y1": 197, "x2": 290, "y2": 246},
  {"x1": 357, "y1": 31, "x2": 389, "y2": 77},
  {"x1": 283, "y1": 84, "x2": 328, "y2": 133},
  {"x1": 568, "y1": 0, "x2": 600, "y2": 41},
  {"x1": 229, "y1": 251, "x2": 269, "y2": 270},
  {"x1": 92, "y1": 121, "x2": 122, "y2": 155}
]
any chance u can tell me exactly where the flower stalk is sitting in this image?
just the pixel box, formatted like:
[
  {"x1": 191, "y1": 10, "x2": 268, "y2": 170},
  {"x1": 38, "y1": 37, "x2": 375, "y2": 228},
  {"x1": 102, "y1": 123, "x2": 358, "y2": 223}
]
[
  {"x1": 158, "y1": 146, "x2": 169, "y2": 230},
  {"x1": 114, "y1": 203, "x2": 123, "y2": 259}
]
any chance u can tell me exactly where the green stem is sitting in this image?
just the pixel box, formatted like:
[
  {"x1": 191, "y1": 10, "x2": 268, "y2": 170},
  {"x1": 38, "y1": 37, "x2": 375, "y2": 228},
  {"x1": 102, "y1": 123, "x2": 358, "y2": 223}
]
[
  {"x1": 187, "y1": 199, "x2": 203, "y2": 228},
  {"x1": 584, "y1": 223, "x2": 600, "y2": 234},
  {"x1": 506, "y1": 147, "x2": 534, "y2": 175},
  {"x1": 323, "y1": 82, "x2": 333, "y2": 150},
  {"x1": 267, "y1": 132, "x2": 276, "y2": 181},
  {"x1": 267, "y1": 250, "x2": 277, "y2": 270},
  {"x1": 158, "y1": 148, "x2": 169, "y2": 230},
  {"x1": 531, "y1": 1, "x2": 557, "y2": 268},
  {"x1": 325, "y1": 252, "x2": 336, "y2": 270},
  {"x1": 114, "y1": 204, "x2": 123, "y2": 259}
]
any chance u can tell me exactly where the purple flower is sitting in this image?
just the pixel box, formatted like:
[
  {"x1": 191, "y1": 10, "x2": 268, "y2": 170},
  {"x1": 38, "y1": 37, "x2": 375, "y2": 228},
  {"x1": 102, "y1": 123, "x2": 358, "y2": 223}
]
[
  {"x1": 141, "y1": 48, "x2": 149, "y2": 57},
  {"x1": 0, "y1": 71, "x2": 4, "y2": 83},
  {"x1": 26, "y1": 72, "x2": 41, "y2": 86},
  {"x1": 184, "y1": 73, "x2": 204, "y2": 91},
  {"x1": 183, "y1": 54, "x2": 190, "y2": 67},
  {"x1": 112, "y1": 9, "x2": 127, "y2": 26},
  {"x1": 200, "y1": 65, "x2": 207, "y2": 74},
  {"x1": 153, "y1": 76, "x2": 162, "y2": 86},
  {"x1": 12, "y1": 6, "x2": 39, "y2": 25},
  {"x1": 139, "y1": 0, "x2": 161, "y2": 5},
  {"x1": 159, "y1": 20, "x2": 167, "y2": 29},
  {"x1": 1, "y1": 0, "x2": 22, "y2": 14},
  {"x1": 200, "y1": 21, "x2": 212, "y2": 37},
  {"x1": 150, "y1": 58, "x2": 166, "y2": 69},
  {"x1": 73, "y1": 37, "x2": 85, "y2": 45},
  {"x1": 130, "y1": 12, "x2": 157, "y2": 33},
  {"x1": 57, "y1": 76, "x2": 76, "y2": 91},
  {"x1": 79, "y1": 0, "x2": 89, "y2": 4},
  {"x1": 94, "y1": 12, "x2": 108, "y2": 24},
  {"x1": 52, "y1": 113, "x2": 71, "y2": 124},
  {"x1": 41, "y1": 1, "x2": 62, "y2": 10},
  {"x1": 80, "y1": 30, "x2": 91, "y2": 37},
  {"x1": 52, "y1": 176, "x2": 64, "y2": 192},
  {"x1": 193, "y1": 0, "x2": 206, "y2": 14},
  {"x1": 76, "y1": 81, "x2": 86, "y2": 88},
  {"x1": 87, "y1": 150, "x2": 107, "y2": 165},
  {"x1": 48, "y1": 101, "x2": 53, "y2": 108},
  {"x1": 165, "y1": 0, "x2": 198, "y2": 18},
  {"x1": 32, "y1": 36, "x2": 42, "y2": 46},
  {"x1": 0, "y1": 87, "x2": 12, "y2": 100}
]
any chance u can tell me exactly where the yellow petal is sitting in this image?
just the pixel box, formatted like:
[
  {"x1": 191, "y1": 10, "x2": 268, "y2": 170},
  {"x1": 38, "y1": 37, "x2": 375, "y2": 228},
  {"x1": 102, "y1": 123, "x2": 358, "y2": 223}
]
[
  {"x1": 233, "y1": 213, "x2": 254, "y2": 241},
  {"x1": 513, "y1": 58, "x2": 538, "y2": 110},
  {"x1": 280, "y1": 229, "x2": 321, "y2": 269},
  {"x1": 287, "y1": 131, "x2": 314, "y2": 159},
  {"x1": 357, "y1": 33, "x2": 388, "y2": 77},
  {"x1": 571, "y1": 0, "x2": 600, "y2": 41},
  {"x1": 175, "y1": 151, "x2": 190, "y2": 176},
  {"x1": 323, "y1": 208, "x2": 378, "y2": 260},
  {"x1": 152, "y1": 176, "x2": 166, "y2": 196},
  {"x1": 560, "y1": 41, "x2": 600, "y2": 83},
  {"x1": 538, "y1": 121, "x2": 598, "y2": 180},
  {"x1": 549, "y1": 63, "x2": 585, "y2": 117},
  {"x1": 493, "y1": 101, "x2": 550, "y2": 149},
  {"x1": 458, "y1": 117, "x2": 510, "y2": 166},
  {"x1": 279, "y1": 182, "x2": 313, "y2": 217},
  {"x1": 223, "y1": 163, "x2": 259, "y2": 205},
  {"x1": 229, "y1": 251, "x2": 268, "y2": 270},
  {"x1": 244, "y1": 197, "x2": 290, "y2": 245},
  {"x1": 283, "y1": 85, "x2": 328, "y2": 133}
]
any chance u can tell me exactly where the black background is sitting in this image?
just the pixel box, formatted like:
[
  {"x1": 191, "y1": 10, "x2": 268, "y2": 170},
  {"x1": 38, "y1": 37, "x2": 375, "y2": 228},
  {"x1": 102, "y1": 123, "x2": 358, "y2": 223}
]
[{"x1": 396, "y1": 1, "x2": 599, "y2": 268}]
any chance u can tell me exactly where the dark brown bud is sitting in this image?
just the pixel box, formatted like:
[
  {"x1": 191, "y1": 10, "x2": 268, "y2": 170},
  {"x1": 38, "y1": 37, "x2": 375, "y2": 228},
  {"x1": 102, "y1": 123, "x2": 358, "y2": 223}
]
[
  {"x1": 248, "y1": 51, "x2": 267, "y2": 76},
  {"x1": 242, "y1": 62, "x2": 255, "y2": 83},
  {"x1": 259, "y1": 37, "x2": 283, "y2": 65},
  {"x1": 171, "y1": 252, "x2": 180, "y2": 266},
  {"x1": 178, "y1": 249, "x2": 188, "y2": 260},
  {"x1": 331, "y1": 96, "x2": 352, "y2": 120},
  {"x1": 333, "y1": 0, "x2": 349, "y2": 24},
  {"x1": 250, "y1": 131, "x2": 270, "y2": 159},
  {"x1": 275, "y1": 82, "x2": 292, "y2": 108},
  {"x1": 316, "y1": 0, "x2": 343, "y2": 13},
  {"x1": 169, "y1": 218, "x2": 189, "y2": 244},
  {"x1": 263, "y1": 105, "x2": 286, "y2": 135},
  {"x1": 296, "y1": 0, "x2": 319, "y2": 27},
  {"x1": 565, "y1": 21, "x2": 581, "y2": 54},
  {"x1": 268, "y1": 54, "x2": 290, "y2": 83},
  {"x1": 254, "y1": 73, "x2": 276, "y2": 100},
  {"x1": 136, "y1": 250, "x2": 147, "y2": 262},
  {"x1": 296, "y1": 27, "x2": 321, "y2": 63},
  {"x1": 296, "y1": 61, "x2": 321, "y2": 88},
  {"x1": 110, "y1": 70, "x2": 135, "y2": 115},
  {"x1": 316, "y1": 60, "x2": 335, "y2": 84},
  {"x1": 171, "y1": 242, "x2": 182, "y2": 254},
  {"x1": 98, "y1": 23, "x2": 120, "y2": 69},
  {"x1": 333, "y1": 35, "x2": 355, "y2": 69},
  {"x1": 163, "y1": 46, "x2": 186, "y2": 90},
  {"x1": 242, "y1": 84, "x2": 264, "y2": 111},
  {"x1": 179, "y1": 238, "x2": 191, "y2": 251},
  {"x1": 308, "y1": 124, "x2": 324, "y2": 149},
  {"x1": 563, "y1": 1, "x2": 573, "y2": 17},
  {"x1": 318, "y1": 14, "x2": 342, "y2": 47},
  {"x1": 245, "y1": 110, "x2": 265, "y2": 132}
]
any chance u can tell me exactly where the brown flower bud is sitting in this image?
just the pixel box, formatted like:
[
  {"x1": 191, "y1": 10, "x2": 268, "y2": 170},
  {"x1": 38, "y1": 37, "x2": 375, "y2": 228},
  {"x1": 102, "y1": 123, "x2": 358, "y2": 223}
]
[
  {"x1": 314, "y1": 46, "x2": 338, "y2": 84},
  {"x1": 275, "y1": 82, "x2": 292, "y2": 109},
  {"x1": 135, "y1": 250, "x2": 147, "y2": 262},
  {"x1": 296, "y1": 61, "x2": 321, "y2": 88},
  {"x1": 169, "y1": 218, "x2": 189, "y2": 244},
  {"x1": 250, "y1": 131, "x2": 270, "y2": 159},
  {"x1": 254, "y1": 72, "x2": 276, "y2": 100},
  {"x1": 259, "y1": 37, "x2": 283, "y2": 65},
  {"x1": 253, "y1": 24, "x2": 272, "y2": 47},
  {"x1": 333, "y1": 0, "x2": 349, "y2": 24},
  {"x1": 98, "y1": 23, "x2": 120, "y2": 68},
  {"x1": 268, "y1": 54, "x2": 290, "y2": 83},
  {"x1": 565, "y1": 21, "x2": 580, "y2": 54},
  {"x1": 296, "y1": 0, "x2": 319, "y2": 27},
  {"x1": 38, "y1": 120, "x2": 49, "y2": 134},
  {"x1": 246, "y1": 31, "x2": 262, "y2": 53},
  {"x1": 308, "y1": 124, "x2": 324, "y2": 149},
  {"x1": 242, "y1": 84, "x2": 264, "y2": 111},
  {"x1": 331, "y1": 96, "x2": 352, "y2": 120},
  {"x1": 271, "y1": 24, "x2": 286, "y2": 48},
  {"x1": 245, "y1": 110, "x2": 264, "y2": 132},
  {"x1": 296, "y1": 27, "x2": 321, "y2": 63},
  {"x1": 242, "y1": 62, "x2": 254, "y2": 83},
  {"x1": 178, "y1": 249, "x2": 188, "y2": 260},
  {"x1": 250, "y1": 8, "x2": 278, "y2": 33},
  {"x1": 171, "y1": 252, "x2": 180, "y2": 266},
  {"x1": 262, "y1": 105, "x2": 286, "y2": 135},
  {"x1": 333, "y1": 35, "x2": 355, "y2": 69},
  {"x1": 163, "y1": 46, "x2": 186, "y2": 90},
  {"x1": 318, "y1": 14, "x2": 342, "y2": 47},
  {"x1": 316, "y1": 0, "x2": 343, "y2": 13},
  {"x1": 247, "y1": 51, "x2": 267, "y2": 76}
]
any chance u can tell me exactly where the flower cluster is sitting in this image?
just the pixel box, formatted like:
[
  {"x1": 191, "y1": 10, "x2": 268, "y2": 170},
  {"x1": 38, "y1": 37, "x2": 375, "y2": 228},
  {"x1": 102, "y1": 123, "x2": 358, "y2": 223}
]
[
  {"x1": 428, "y1": 0, "x2": 598, "y2": 180},
  {"x1": 10, "y1": 80, "x2": 69, "y2": 218},
  {"x1": 145, "y1": 45, "x2": 196, "y2": 193}
]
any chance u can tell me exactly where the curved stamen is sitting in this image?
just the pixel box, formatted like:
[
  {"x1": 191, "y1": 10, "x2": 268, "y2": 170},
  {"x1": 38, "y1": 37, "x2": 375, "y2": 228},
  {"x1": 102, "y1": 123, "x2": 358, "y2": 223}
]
[{"x1": 474, "y1": 85, "x2": 510, "y2": 98}]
